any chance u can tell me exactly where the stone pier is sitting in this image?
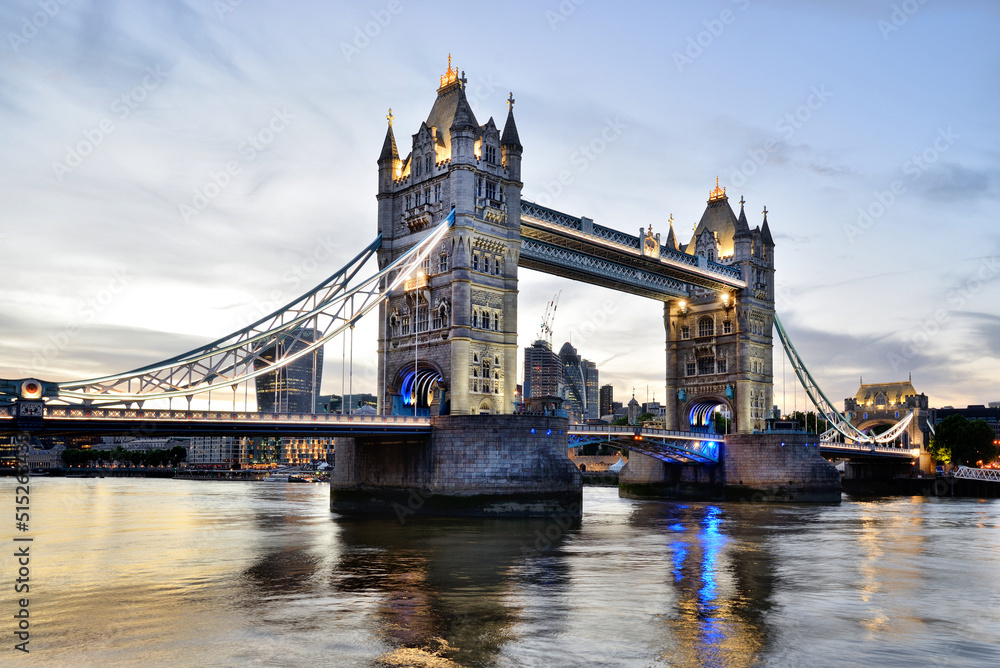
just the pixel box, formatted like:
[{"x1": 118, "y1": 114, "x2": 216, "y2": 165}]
[
  {"x1": 619, "y1": 432, "x2": 841, "y2": 503},
  {"x1": 722, "y1": 432, "x2": 841, "y2": 502},
  {"x1": 331, "y1": 415, "x2": 582, "y2": 518}
]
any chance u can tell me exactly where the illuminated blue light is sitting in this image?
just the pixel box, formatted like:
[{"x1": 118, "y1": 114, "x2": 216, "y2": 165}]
[
  {"x1": 530, "y1": 428, "x2": 536, "y2": 434},
  {"x1": 546, "y1": 428, "x2": 552, "y2": 436}
]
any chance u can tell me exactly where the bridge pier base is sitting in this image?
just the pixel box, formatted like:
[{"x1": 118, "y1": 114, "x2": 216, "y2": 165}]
[
  {"x1": 330, "y1": 415, "x2": 582, "y2": 518},
  {"x1": 618, "y1": 453, "x2": 723, "y2": 500},
  {"x1": 723, "y1": 433, "x2": 841, "y2": 503}
]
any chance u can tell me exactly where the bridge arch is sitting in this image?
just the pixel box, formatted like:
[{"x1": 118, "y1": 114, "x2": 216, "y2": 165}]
[
  {"x1": 685, "y1": 396, "x2": 733, "y2": 434},
  {"x1": 855, "y1": 418, "x2": 910, "y2": 446},
  {"x1": 392, "y1": 362, "x2": 445, "y2": 416}
]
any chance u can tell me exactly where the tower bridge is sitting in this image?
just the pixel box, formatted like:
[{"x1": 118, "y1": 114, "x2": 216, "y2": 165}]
[{"x1": 2, "y1": 61, "x2": 922, "y2": 512}]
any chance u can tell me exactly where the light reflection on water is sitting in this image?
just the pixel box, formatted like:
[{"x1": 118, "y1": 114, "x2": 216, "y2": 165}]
[{"x1": 1, "y1": 479, "x2": 998, "y2": 667}]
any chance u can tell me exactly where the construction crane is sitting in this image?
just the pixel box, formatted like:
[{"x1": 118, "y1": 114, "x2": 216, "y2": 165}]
[{"x1": 537, "y1": 290, "x2": 561, "y2": 347}]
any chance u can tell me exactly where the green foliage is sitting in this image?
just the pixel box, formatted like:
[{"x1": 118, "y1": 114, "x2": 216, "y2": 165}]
[
  {"x1": 782, "y1": 411, "x2": 831, "y2": 435},
  {"x1": 611, "y1": 416, "x2": 628, "y2": 426},
  {"x1": 637, "y1": 412, "x2": 657, "y2": 423},
  {"x1": 713, "y1": 412, "x2": 731, "y2": 434},
  {"x1": 930, "y1": 415, "x2": 999, "y2": 466}
]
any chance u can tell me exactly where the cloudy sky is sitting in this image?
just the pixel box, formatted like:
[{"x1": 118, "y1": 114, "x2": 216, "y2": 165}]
[{"x1": 2, "y1": 0, "x2": 998, "y2": 411}]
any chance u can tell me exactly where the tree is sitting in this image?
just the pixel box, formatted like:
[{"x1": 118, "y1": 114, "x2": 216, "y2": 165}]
[
  {"x1": 611, "y1": 416, "x2": 628, "y2": 426},
  {"x1": 637, "y1": 412, "x2": 656, "y2": 423},
  {"x1": 930, "y1": 415, "x2": 1000, "y2": 466},
  {"x1": 713, "y1": 412, "x2": 731, "y2": 434}
]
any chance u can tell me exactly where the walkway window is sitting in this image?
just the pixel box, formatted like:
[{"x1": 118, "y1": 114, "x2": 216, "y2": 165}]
[
  {"x1": 681, "y1": 325, "x2": 690, "y2": 340},
  {"x1": 485, "y1": 145, "x2": 496, "y2": 164},
  {"x1": 723, "y1": 320, "x2": 732, "y2": 334},
  {"x1": 438, "y1": 252, "x2": 448, "y2": 273},
  {"x1": 686, "y1": 362, "x2": 696, "y2": 376},
  {"x1": 401, "y1": 316, "x2": 410, "y2": 335},
  {"x1": 716, "y1": 359, "x2": 727, "y2": 374},
  {"x1": 698, "y1": 317, "x2": 714, "y2": 337},
  {"x1": 698, "y1": 357, "x2": 714, "y2": 375}
]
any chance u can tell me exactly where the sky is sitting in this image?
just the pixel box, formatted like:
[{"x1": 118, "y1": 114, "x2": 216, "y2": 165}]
[{"x1": 2, "y1": 0, "x2": 999, "y2": 412}]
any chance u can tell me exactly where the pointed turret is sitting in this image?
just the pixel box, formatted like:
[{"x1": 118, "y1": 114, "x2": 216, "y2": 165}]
[
  {"x1": 734, "y1": 195, "x2": 751, "y2": 238},
  {"x1": 378, "y1": 108, "x2": 401, "y2": 195},
  {"x1": 379, "y1": 121, "x2": 398, "y2": 163},
  {"x1": 665, "y1": 214, "x2": 678, "y2": 251},
  {"x1": 501, "y1": 92, "x2": 523, "y2": 181},
  {"x1": 450, "y1": 85, "x2": 477, "y2": 133},
  {"x1": 501, "y1": 102, "x2": 522, "y2": 150},
  {"x1": 760, "y1": 206, "x2": 774, "y2": 247}
]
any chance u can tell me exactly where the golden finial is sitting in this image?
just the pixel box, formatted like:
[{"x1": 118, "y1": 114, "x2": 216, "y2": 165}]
[
  {"x1": 668, "y1": 213, "x2": 674, "y2": 227},
  {"x1": 439, "y1": 54, "x2": 458, "y2": 88},
  {"x1": 762, "y1": 205, "x2": 768, "y2": 218},
  {"x1": 386, "y1": 108, "x2": 393, "y2": 126},
  {"x1": 507, "y1": 92, "x2": 515, "y2": 111},
  {"x1": 709, "y1": 177, "x2": 726, "y2": 201}
]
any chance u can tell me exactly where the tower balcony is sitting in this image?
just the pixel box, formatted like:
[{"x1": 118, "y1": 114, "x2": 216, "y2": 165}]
[{"x1": 401, "y1": 200, "x2": 444, "y2": 233}]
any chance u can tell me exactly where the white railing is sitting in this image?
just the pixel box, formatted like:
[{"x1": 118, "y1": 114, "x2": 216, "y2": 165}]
[
  {"x1": 954, "y1": 466, "x2": 1000, "y2": 482},
  {"x1": 820, "y1": 440, "x2": 918, "y2": 457},
  {"x1": 41, "y1": 407, "x2": 431, "y2": 427}
]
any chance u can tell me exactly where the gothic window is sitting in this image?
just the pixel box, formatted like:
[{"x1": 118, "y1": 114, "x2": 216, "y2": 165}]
[
  {"x1": 686, "y1": 361, "x2": 696, "y2": 376},
  {"x1": 472, "y1": 309, "x2": 479, "y2": 328},
  {"x1": 424, "y1": 188, "x2": 431, "y2": 205},
  {"x1": 425, "y1": 155, "x2": 432, "y2": 173},
  {"x1": 708, "y1": 250, "x2": 714, "y2": 263},
  {"x1": 401, "y1": 316, "x2": 410, "y2": 335},
  {"x1": 698, "y1": 357, "x2": 714, "y2": 375},
  {"x1": 485, "y1": 180, "x2": 496, "y2": 200},
  {"x1": 716, "y1": 359, "x2": 727, "y2": 374},
  {"x1": 485, "y1": 145, "x2": 496, "y2": 164},
  {"x1": 421, "y1": 256, "x2": 431, "y2": 274},
  {"x1": 495, "y1": 255, "x2": 504, "y2": 275},
  {"x1": 494, "y1": 380, "x2": 499, "y2": 394},
  {"x1": 492, "y1": 312, "x2": 499, "y2": 330},
  {"x1": 483, "y1": 255, "x2": 491, "y2": 274},
  {"x1": 389, "y1": 314, "x2": 398, "y2": 337},
  {"x1": 415, "y1": 159, "x2": 422, "y2": 177},
  {"x1": 438, "y1": 252, "x2": 448, "y2": 273},
  {"x1": 723, "y1": 320, "x2": 732, "y2": 334},
  {"x1": 434, "y1": 183, "x2": 441, "y2": 202},
  {"x1": 416, "y1": 304, "x2": 428, "y2": 332},
  {"x1": 681, "y1": 325, "x2": 690, "y2": 340},
  {"x1": 472, "y1": 252, "x2": 480, "y2": 272},
  {"x1": 698, "y1": 317, "x2": 714, "y2": 337},
  {"x1": 405, "y1": 195, "x2": 412, "y2": 209},
  {"x1": 494, "y1": 355, "x2": 500, "y2": 365},
  {"x1": 415, "y1": 189, "x2": 422, "y2": 206},
  {"x1": 477, "y1": 177, "x2": 483, "y2": 197},
  {"x1": 473, "y1": 353, "x2": 479, "y2": 363}
]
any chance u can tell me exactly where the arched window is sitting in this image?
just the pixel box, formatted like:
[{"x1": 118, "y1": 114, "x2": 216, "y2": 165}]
[
  {"x1": 472, "y1": 309, "x2": 479, "y2": 328},
  {"x1": 708, "y1": 250, "x2": 714, "y2": 263},
  {"x1": 425, "y1": 155, "x2": 432, "y2": 173},
  {"x1": 698, "y1": 317, "x2": 714, "y2": 337},
  {"x1": 492, "y1": 313, "x2": 499, "y2": 330},
  {"x1": 389, "y1": 314, "x2": 398, "y2": 337}
]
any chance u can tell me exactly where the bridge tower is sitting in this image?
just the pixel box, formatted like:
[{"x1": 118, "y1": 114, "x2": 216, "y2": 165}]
[
  {"x1": 663, "y1": 184, "x2": 775, "y2": 434},
  {"x1": 376, "y1": 58, "x2": 522, "y2": 417}
]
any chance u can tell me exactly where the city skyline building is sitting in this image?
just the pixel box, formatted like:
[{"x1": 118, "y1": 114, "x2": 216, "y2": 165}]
[
  {"x1": 599, "y1": 384, "x2": 614, "y2": 418},
  {"x1": 254, "y1": 328, "x2": 324, "y2": 413}
]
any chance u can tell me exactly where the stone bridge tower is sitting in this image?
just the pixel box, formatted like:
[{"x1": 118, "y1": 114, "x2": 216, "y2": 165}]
[
  {"x1": 376, "y1": 58, "x2": 523, "y2": 416},
  {"x1": 663, "y1": 183, "x2": 775, "y2": 434}
]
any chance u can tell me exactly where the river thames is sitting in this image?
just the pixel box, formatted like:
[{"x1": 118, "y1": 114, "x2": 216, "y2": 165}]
[{"x1": 2, "y1": 479, "x2": 998, "y2": 667}]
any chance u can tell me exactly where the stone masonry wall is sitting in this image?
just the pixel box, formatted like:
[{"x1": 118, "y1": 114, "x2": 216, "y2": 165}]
[{"x1": 723, "y1": 432, "x2": 840, "y2": 502}]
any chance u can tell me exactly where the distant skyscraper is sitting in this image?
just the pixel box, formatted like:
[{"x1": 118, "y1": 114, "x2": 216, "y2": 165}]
[
  {"x1": 599, "y1": 384, "x2": 614, "y2": 418},
  {"x1": 559, "y1": 342, "x2": 587, "y2": 423},
  {"x1": 523, "y1": 339, "x2": 562, "y2": 400},
  {"x1": 254, "y1": 328, "x2": 323, "y2": 413},
  {"x1": 582, "y1": 359, "x2": 598, "y2": 420}
]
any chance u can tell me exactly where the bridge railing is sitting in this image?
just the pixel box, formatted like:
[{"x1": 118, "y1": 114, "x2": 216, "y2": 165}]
[
  {"x1": 38, "y1": 407, "x2": 431, "y2": 426},
  {"x1": 954, "y1": 466, "x2": 1000, "y2": 482},
  {"x1": 568, "y1": 424, "x2": 721, "y2": 441},
  {"x1": 819, "y1": 440, "x2": 918, "y2": 456}
]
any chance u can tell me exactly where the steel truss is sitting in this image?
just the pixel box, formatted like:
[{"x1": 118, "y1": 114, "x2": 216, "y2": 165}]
[
  {"x1": 954, "y1": 466, "x2": 1000, "y2": 482},
  {"x1": 49, "y1": 210, "x2": 455, "y2": 407},
  {"x1": 774, "y1": 313, "x2": 911, "y2": 444}
]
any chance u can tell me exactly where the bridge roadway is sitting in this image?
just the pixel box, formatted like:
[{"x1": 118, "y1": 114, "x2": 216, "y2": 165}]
[
  {"x1": 2, "y1": 405, "x2": 917, "y2": 461},
  {"x1": 0, "y1": 405, "x2": 431, "y2": 438}
]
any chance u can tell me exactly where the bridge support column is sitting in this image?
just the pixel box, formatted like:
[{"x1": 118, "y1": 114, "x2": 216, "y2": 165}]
[
  {"x1": 618, "y1": 452, "x2": 722, "y2": 499},
  {"x1": 331, "y1": 415, "x2": 582, "y2": 517},
  {"x1": 723, "y1": 433, "x2": 840, "y2": 502}
]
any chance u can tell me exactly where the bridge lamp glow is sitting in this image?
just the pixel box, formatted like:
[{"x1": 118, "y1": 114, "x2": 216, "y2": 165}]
[
  {"x1": 20, "y1": 380, "x2": 42, "y2": 400},
  {"x1": 678, "y1": 300, "x2": 688, "y2": 314},
  {"x1": 721, "y1": 292, "x2": 730, "y2": 307}
]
